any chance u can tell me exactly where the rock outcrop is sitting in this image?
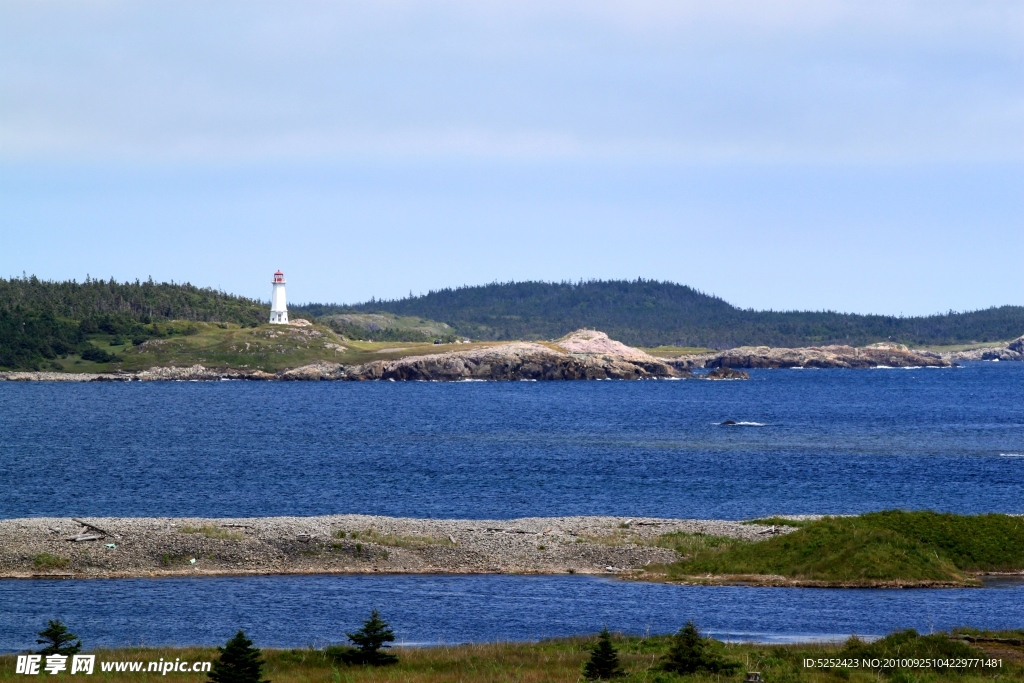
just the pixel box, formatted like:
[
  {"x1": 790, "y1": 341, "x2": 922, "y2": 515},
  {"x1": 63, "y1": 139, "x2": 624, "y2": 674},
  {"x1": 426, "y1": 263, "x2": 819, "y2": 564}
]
[
  {"x1": 703, "y1": 367, "x2": 751, "y2": 380},
  {"x1": 671, "y1": 342, "x2": 950, "y2": 369},
  {"x1": 936, "y1": 335, "x2": 1024, "y2": 362},
  {"x1": 0, "y1": 330, "x2": 684, "y2": 382},
  {"x1": 284, "y1": 332, "x2": 685, "y2": 381}
]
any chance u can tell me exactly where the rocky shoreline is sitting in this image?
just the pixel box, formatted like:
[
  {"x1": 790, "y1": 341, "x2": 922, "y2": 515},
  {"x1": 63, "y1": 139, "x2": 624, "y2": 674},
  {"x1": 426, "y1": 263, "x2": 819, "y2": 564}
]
[
  {"x1": 939, "y1": 334, "x2": 1024, "y2": 362},
  {"x1": 3, "y1": 330, "x2": 1022, "y2": 382},
  {"x1": 0, "y1": 514, "x2": 788, "y2": 580},
  {"x1": 670, "y1": 342, "x2": 952, "y2": 370},
  {"x1": 0, "y1": 331, "x2": 695, "y2": 382}
]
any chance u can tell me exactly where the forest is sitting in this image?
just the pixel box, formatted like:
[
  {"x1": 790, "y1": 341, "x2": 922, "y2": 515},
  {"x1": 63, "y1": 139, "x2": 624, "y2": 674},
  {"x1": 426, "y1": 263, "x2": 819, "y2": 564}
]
[
  {"x1": 302, "y1": 279, "x2": 1024, "y2": 349},
  {"x1": 0, "y1": 277, "x2": 265, "y2": 369}
]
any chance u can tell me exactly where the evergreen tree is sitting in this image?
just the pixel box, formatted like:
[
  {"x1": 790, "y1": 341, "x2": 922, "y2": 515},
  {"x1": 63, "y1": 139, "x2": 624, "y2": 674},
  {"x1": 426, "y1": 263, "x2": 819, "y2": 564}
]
[
  {"x1": 659, "y1": 621, "x2": 738, "y2": 675},
  {"x1": 208, "y1": 631, "x2": 269, "y2": 683},
  {"x1": 582, "y1": 627, "x2": 623, "y2": 680},
  {"x1": 343, "y1": 609, "x2": 399, "y2": 666},
  {"x1": 35, "y1": 620, "x2": 81, "y2": 656}
]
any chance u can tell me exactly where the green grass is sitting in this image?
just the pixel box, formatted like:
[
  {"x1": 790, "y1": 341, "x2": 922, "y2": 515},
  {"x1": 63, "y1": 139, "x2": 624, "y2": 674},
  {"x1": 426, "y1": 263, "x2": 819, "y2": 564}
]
[
  {"x1": 652, "y1": 531, "x2": 749, "y2": 555},
  {"x1": 316, "y1": 312, "x2": 456, "y2": 339},
  {"x1": 911, "y1": 340, "x2": 1013, "y2": 352},
  {"x1": 651, "y1": 511, "x2": 1024, "y2": 586},
  {"x1": 38, "y1": 320, "x2": 512, "y2": 374},
  {"x1": 0, "y1": 630, "x2": 1018, "y2": 683},
  {"x1": 743, "y1": 517, "x2": 814, "y2": 528},
  {"x1": 640, "y1": 345, "x2": 714, "y2": 357},
  {"x1": 32, "y1": 553, "x2": 70, "y2": 570}
]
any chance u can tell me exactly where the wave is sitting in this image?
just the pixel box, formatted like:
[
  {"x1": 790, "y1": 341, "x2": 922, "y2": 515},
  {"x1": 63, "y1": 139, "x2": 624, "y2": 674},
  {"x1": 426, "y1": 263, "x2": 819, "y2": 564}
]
[
  {"x1": 717, "y1": 421, "x2": 768, "y2": 427},
  {"x1": 999, "y1": 453, "x2": 1024, "y2": 458}
]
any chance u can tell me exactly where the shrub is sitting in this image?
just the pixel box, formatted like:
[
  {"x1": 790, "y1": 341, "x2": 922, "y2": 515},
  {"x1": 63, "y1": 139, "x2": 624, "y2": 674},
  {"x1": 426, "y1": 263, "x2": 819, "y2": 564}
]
[
  {"x1": 209, "y1": 630, "x2": 269, "y2": 683},
  {"x1": 659, "y1": 622, "x2": 738, "y2": 675},
  {"x1": 80, "y1": 345, "x2": 117, "y2": 363},
  {"x1": 36, "y1": 620, "x2": 81, "y2": 656},
  {"x1": 583, "y1": 628, "x2": 623, "y2": 680},
  {"x1": 33, "y1": 553, "x2": 70, "y2": 570},
  {"x1": 841, "y1": 629, "x2": 978, "y2": 670}
]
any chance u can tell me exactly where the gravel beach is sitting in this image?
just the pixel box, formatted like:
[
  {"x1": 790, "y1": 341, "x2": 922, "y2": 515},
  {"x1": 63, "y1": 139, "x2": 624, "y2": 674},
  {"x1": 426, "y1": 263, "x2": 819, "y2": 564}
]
[{"x1": 0, "y1": 515, "x2": 797, "y2": 580}]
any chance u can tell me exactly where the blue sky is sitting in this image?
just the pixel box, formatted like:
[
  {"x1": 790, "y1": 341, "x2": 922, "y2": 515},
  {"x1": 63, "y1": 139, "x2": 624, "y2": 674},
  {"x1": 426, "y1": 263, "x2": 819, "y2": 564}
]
[{"x1": 1, "y1": 1, "x2": 1021, "y2": 314}]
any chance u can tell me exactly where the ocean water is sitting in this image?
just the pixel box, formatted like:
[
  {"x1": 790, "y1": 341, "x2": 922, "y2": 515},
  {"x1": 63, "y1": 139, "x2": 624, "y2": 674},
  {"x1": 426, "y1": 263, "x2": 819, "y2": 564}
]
[
  {"x1": 1, "y1": 574, "x2": 1022, "y2": 652},
  {"x1": 1, "y1": 362, "x2": 1022, "y2": 519}
]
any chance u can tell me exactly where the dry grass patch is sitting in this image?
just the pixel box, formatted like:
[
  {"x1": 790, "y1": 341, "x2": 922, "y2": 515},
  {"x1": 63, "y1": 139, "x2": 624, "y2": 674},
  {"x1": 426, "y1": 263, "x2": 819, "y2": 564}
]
[
  {"x1": 334, "y1": 529, "x2": 455, "y2": 549},
  {"x1": 178, "y1": 526, "x2": 243, "y2": 541}
]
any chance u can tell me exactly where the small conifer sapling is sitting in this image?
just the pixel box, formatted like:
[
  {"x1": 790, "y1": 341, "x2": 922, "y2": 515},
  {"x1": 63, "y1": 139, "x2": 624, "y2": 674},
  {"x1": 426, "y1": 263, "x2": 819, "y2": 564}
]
[
  {"x1": 582, "y1": 627, "x2": 623, "y2": 680},
  {"x1": 208, "y1": 631, "x2": 270, "y2": 683},
  {"x1": 343, "y1": 609, "x2": 399, "y2": 666},
  {"x1": 36, "y1": 620, "x2": 81, "y2": 656},
  {"x1": 659, "y1": 621, "x2": 738, "y2": 675}
]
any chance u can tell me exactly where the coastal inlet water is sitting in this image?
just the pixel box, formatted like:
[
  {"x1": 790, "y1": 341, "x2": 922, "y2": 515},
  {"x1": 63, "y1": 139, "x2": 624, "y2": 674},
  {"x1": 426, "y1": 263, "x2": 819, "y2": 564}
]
[
  {"x1": 1, "y1": 362, "x2": 1023, "y2": 519},
  {"x1": 1, "y1": 574, "x2": 1023, "y2": 652}
]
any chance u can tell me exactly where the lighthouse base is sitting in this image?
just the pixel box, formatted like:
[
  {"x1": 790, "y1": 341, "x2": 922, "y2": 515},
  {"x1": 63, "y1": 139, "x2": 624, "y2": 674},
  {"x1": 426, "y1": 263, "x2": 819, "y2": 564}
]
[{"x1": 270, "y1": 311, "x2": 289, "y2": 325}]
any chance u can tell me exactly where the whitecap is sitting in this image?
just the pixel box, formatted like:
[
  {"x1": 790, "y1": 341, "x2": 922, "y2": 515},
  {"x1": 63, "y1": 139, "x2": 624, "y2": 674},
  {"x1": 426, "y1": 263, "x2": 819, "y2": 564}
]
[
  {"x1": 999, "y1": 453, "x2": 1024, "y2": 458},
  {"x1": 715, "y1": 421, "x2": 768, "y2": 427}
]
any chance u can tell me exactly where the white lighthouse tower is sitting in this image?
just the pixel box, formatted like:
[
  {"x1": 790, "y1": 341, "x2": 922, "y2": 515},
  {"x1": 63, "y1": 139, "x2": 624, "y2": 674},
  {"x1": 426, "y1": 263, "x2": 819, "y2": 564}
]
[{"x1": 269, "y1": 270, "x2": 288, "y2": 324}]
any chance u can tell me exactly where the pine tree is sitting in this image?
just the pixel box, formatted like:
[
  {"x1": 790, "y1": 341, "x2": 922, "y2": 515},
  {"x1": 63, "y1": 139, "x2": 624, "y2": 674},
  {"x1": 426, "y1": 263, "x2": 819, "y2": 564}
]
[
  {"x1": 582, "y1": 628, "x2": 623, "y2": 680},
  {"x1": 208, "y1": 631, "x2": 269, "y2": 683},
  {"x1": 659, "y1": 621, "x2": 737, "y2": 675},
  {"x1": 36, "y1": 620, "x2": 82, "y2": 656},
  {"x1": 343, "y1": 609, "x2": 399, "y2": 666}
]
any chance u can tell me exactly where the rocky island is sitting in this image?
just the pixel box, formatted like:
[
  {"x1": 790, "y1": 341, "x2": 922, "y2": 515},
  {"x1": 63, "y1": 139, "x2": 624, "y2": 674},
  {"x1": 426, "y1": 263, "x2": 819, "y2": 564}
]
[{"x1": 4, "y1": 326, "x2": 996, "y2": 382}]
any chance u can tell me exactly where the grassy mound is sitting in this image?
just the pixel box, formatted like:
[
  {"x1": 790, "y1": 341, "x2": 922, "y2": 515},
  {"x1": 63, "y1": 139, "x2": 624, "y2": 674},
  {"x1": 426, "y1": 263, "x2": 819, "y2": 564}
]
[{"x1": 656, "y1": 511, "x2": 1024, "y2": 586}]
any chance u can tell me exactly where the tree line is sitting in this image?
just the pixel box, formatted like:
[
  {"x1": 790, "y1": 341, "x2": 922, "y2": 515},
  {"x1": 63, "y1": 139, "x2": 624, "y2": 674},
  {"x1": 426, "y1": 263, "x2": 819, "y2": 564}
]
[
  {"x1": 0, "y1": 276, "x2": 266, "y2": 370},
  {"x1": 325, "y1": 279, "x2": 1024, "y2": 348}
]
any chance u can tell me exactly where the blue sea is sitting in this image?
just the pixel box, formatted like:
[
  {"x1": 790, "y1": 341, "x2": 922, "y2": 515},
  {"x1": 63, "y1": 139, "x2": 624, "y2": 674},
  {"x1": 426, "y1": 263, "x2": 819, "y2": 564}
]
[
  {"x1": 1, "y1": 575, "x2": 1022, "y2": 652},
  {"x1": 2, "y1": 362, "x2": 1022, "y2": 519},
  {"x1": 1, "y1": 362, "x2": 1022, "y2": 648}
]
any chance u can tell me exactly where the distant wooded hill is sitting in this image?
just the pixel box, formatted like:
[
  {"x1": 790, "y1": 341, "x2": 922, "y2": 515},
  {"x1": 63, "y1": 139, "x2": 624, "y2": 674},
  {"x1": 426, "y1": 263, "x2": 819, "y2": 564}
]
[{"x1": 297, "y1": 280, "x2": 1024, "y2": 349}]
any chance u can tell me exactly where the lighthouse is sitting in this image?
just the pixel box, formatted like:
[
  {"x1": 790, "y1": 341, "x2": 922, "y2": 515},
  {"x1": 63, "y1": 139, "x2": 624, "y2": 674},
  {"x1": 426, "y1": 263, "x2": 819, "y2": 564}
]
[{"x1": 269, "y1": 270, "x2": 289, "y2": 324}]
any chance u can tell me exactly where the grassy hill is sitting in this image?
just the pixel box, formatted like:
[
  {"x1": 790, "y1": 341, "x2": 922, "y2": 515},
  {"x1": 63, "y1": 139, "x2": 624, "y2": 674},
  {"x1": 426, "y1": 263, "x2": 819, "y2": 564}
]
[
  {"x1": 302, "y1": 279, "x2": 1024, "y2": 349},
  {"x1": 649, "y1": 511, "x2": 1024, "y2": 586}
]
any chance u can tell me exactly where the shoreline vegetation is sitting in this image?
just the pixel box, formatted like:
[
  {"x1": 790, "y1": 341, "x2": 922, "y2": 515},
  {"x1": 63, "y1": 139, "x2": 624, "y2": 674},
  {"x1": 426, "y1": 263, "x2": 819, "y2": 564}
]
[
  {"x1": 4, "y1": 512, "x2": 1021, "y2": 588},
  {"x1": 3, "y1": 277, "x2": 1023, "y2": 375},
  {"x1": 1, "y1": 628, "x2": 1022, "y2": 682}
]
